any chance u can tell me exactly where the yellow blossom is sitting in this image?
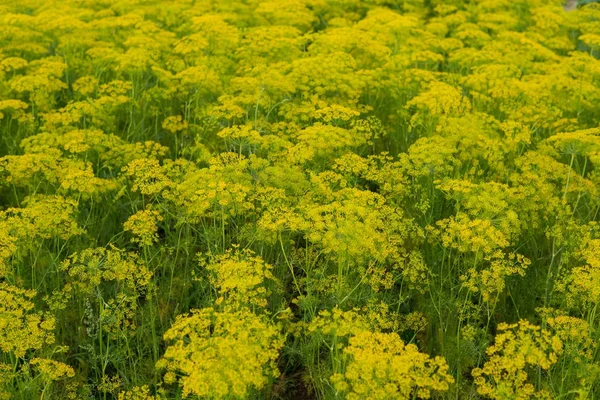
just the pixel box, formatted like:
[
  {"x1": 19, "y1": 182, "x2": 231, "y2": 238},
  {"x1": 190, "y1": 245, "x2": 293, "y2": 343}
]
[
  {"x1": 0, "y1": 283, "x2": 55, "y2": 358},
  {"x1": 123, "y1": 208, "x2": 163, "y2": 246},
  {"x1": 331, "y1": 331, "x2": 454, "y2": 400},
  {"x1": 156, "y1": 308, "x2": 284, "y2": 399}
]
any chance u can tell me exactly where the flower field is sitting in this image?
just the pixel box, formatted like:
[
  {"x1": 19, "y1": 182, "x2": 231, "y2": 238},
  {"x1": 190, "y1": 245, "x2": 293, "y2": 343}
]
[{"x1": 1, "y1": 0, "x2": 600, "y2": 398}]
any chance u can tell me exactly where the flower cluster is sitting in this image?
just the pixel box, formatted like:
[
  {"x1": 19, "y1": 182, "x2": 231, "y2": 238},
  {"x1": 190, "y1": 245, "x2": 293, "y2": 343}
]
[
  {"x1": 156, "y1": 308, "x2": 284, "y2": 399},
  {"x1": 203, "y1": 247, "x2": 279, "y2": 311},
  {"x1": 0, "y1": 283, "x2": 55, "y2": 358},
  {"x1": 331, "y1": 331, "x2": 454, "y2": 400},
  {"x1": 123, "y1": 208, "x2": 164, "y2": 246}
]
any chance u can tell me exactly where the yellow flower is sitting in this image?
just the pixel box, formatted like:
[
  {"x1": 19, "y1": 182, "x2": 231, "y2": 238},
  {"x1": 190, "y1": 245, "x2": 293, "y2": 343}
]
[
  {"x1": 556, "y1": 238, "x2": 600, "y2": 309},
  {"x1": 30, "y1": 358, "x2": 75, "y2": 381},
  {"x1": 58, "y1": 247, "x2": 152, "y2": 336},
  {"x1": 118, "y1": 385, "x2": 159, "y2": 400},
  {"x1": 123, "y1": 208, "x2": 163, "y2": 246},
  {"x1": 0, "y1": 363, "x2": 15, "y2": 400},
  {"x1": 460, "y1": 251, "x2": 530, "y2": 303},
  {"x1": 204, "y1": 247, "x2": 278, "y2": 310},
  {"x1": 434, "y1": 213, "x2": 509, "y2": 255},
  {"x1": 156, "y1": 308, "x2": 284, "y2": 399},
  {"x1": 122, "y1": 158, "x2": 173, "y2": 196},
  {"x1": 162, "y1": 115, "x2": 188, "y2": 134},
  {"x1": 331, "y1": 331, "x2": 453, "y2": 399},
  {"x1": 472, "y1": 320, "x2": 561, "y2": 400},
  {"x1": 0, "y1": 283, "x2": 55, "y2": 358},
  {"x1": 256, "y1": 0, "x2": 317, "y2": 31},
  {"x1": 1, "y1": 195, "x2": 85, "y2": 241},
  {"x1": 0, "y1": 99, "x2": 28, "y2": 121},
  {"x1": 406, "y1": 81, "x2": 471, "y2": 127}
]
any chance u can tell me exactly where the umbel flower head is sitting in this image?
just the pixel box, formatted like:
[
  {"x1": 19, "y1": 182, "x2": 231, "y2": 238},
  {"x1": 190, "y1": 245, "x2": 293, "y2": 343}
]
[
  {"x1": 156, "y1": 307, "x2": 284, "y2": 399},
  {"x1": 331, "y1": 331, "x2": 454, "y2": 399},
  {"x1": 58, "y1": 246, "x2": 153, "y2": 336},
  {"x1": 123, "y1": 208, "x2": 164, "y2": 246},
  {"x1": 556, "y1": 238, "x2": 600, "y2": 309},
  {"x1": 472, "y1": 320, "x2": 562, "y2": 400},
  {"x1": 30, "y1": 358, "x2": 75, "y2": 382},
  {"x1": 203, "y1": 247, "x2": 279, "y2": 311},
  {"x1": 0, "y1": 283, "x2": 55, "y2": 358}
]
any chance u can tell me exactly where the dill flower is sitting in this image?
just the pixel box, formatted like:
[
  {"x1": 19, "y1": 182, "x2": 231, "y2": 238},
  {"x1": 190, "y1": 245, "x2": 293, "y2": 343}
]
[
  {"x1": 103, "y1": 141, "x2": 169, "y2": 170},
  {"x1": 555, "y1": 238, "x2": 600, "y2": 310},
  {"x1": 163, "y1": 153, "x2": 255, "y2": 222},
  {"x1": 20, "y1": 128, "x2": 122, "y2": 156},
  {"x1": 122, "y1": 158, "x2": 173, "y2": 196},
  {"x1": 204, "y1": 247, "x2": 278, "y2": 310},
  {"x1": 286, "y1": 52, "x2": 365, "y2": 103},
  {"x1": 59, "y1": 247, "x2": 152, "y2": 335},
  {"x1": 217, "y1": 124, "x2": 262, "y2": 153},
  {"x1": 434, "y1": 213, "x2": 509, "y2": 255},
  {"x1": 0, "y1": 228, "x2": 17, "y2": 278},
  {"x1": 9, "y1": 57, "x2": 68, "y2": 111},
  {"x1": 0, "y1": 283, "x2": 55, "y2": 358},
  {"x1": 123, "y1": 208, "x2": 164, "y2": 246},
  {"x1": 1, "y1": 195, "x2": 85, "y2": 241},
  {"x1": 558, "y1": 263, "x2": 600, "y2": 308},
  {"x1": 57, "y1": 159, "x2": 120, "y2": 199},
  {"x1": 406, "y1": 81, "x2": 471, "y2": 127},
  {"x1": 0, "y1": 195, "x2": 85, "y2": 279},
  {"x1": 0, "y1": 99, "x2": 28, "y2": 121},
  {"x1": 0, "y1": 145, "x2": 119, "y2": 199},
  {"x1": 156, "y1": 308, "x2": 284, "y2": 399},
  {"x1": 306, "y1": 303, "x2": 402, "y2": 338},
  {"x1": 72, "y1": 75, "x2": 97, "y2": 97},
  {"x1": 461, "y1": 251, "x2": 530, "y2": 303},
  {"x1": 0, "y1": 151, "x2": 62, "y2": 189},
  {"x1": 5, "y1": 0, "x2": 600, "y2": 397},
  {"x1": 118, "y1": 385, "x2": 159, "y2": 400},
  {"x1": 579, "y1": 33, "x2": 600, "y2": 50},
  {"x1": 260, "y1": 185, "x2": 420, "y2": 268},
  {"x1": 256, "y1": 0, "x2": 317, "y2": 31},
  {"x1": 331, "y1": 331, "x2": 454, "y2": 399},
  {"x1": 61, "y1": 246, "x2": 153, "y2": 293},
  {"x1": 0, "y1": 363, "x2": 14, "y2": 400},
  {"x1": 162, "y1": 115, "x2": 188, "y2": 134},
  {"x1": 546, "y1": 315, "x2": 596, "y2": 362},
  {"x1": 288, "y1": 123, "x2": 368, "y2": 163},
  {"x1": 308, "y1": 307, "x2": 373, "y2": 337},
  {"x1": 30, "y1": 358, "x2": 75, "y2": 381},
  {"x1": 472, "y1": 320, "x2": 563, "y2": 400}
]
